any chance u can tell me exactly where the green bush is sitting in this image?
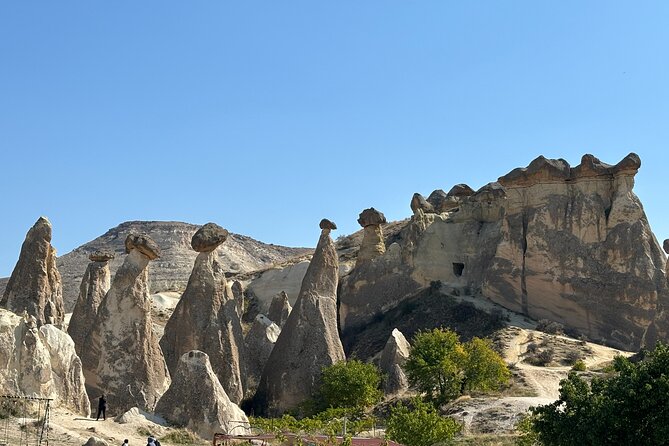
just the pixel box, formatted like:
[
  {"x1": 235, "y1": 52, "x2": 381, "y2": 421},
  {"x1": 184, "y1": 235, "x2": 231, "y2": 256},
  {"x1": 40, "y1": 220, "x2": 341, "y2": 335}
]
[
  {"x1": 405, "y1": 328, "x2": 510, "y2": 405},
  {"x1": 571, "y1": 360, "x2": 586, "y2": 372},
  {"x1": 386, "y1": 398, "x2": 461, "y2": 446},
  {"x1": 318, "y1": 359, "x2": 383, "y2": 411},
  {"x1": 525, "y1": 343, "x2": 669, "y2": 445}
]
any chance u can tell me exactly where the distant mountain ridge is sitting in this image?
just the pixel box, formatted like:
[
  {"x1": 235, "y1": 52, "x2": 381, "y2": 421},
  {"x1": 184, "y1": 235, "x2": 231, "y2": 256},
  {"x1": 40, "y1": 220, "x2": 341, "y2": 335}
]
[{"x1": 1, "y1": 221, "x2": 313, "y2": 312}]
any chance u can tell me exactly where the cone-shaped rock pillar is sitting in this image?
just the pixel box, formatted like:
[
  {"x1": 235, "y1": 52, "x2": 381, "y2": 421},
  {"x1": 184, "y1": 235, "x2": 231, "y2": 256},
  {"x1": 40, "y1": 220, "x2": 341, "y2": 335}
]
[
  {"x1": 160, "y1": 223, "x2": 245, "y2": 404},
  {"x1": 253, "y1": 219, "x2": 345, "y2": 416},
  {"x1": 68, "y1": 251, "x2": 114, "y2": 355},
  {"x1": 1, "y1": 217, "x2": 64, "y2": 327},
  {"x1": 82, "y1": 234, "x2": 170, "y2": 413}
]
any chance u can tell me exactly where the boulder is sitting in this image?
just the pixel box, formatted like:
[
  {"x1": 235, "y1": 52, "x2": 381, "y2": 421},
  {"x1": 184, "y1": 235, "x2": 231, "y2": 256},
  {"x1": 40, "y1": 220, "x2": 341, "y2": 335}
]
[
  {"x1": 68, "y1": 256, "x2": 112, "y2": 356},
  {"x1": 267, "y1": 291, "x2": 292, "y2": 328},
  {"x1": 160, "y1": 227, "x2": 245, "y2": 404},
  {"x1": 1, "y1": 217, "x2": 64, "y2": 327},
  {"x1": 191, "y1": 223, "x2": 229, "y2": 253},
  {"x1": 82, "y1": 234, "x2": 170, "y2": 413},
  {"x1": 410, "y1": 193, "x2": 434, "y2": 214},
  {"x1": 83, "y1": 437, "x2": 108, "y2": 446},
  {"x1": 88, "y1": 251, "x2": 115, "y2": 262},
  {"x1": 253, "y1": 221, "x2": 345, "y2": 415},
  {"x1": 155, "y1": 350, "x2": 249, "y2": 438},
  {"x1": 357, "y1": 208, "x2": 387, "y2": 265},
  {"x1": 378, "y1": 329, "x2": 411, "y2": 395},
  {"x1": 0, "y1": 309, "x2": 90, "y2": 415},
  {"x1": 244, "y1": 314, "x2": 280, "y2": 395}
]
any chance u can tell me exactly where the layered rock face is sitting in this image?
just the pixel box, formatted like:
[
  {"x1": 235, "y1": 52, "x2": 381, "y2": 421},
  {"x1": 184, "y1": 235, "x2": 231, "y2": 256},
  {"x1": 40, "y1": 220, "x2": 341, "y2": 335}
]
[
  {"x1": 267, "y1": 291, "x2": 292, "y2": 328},
  {"x1": 82, "y1": 234, "x2": 170, "y2": 413},
  {"x1": 244, "y1": 314, "x2": 280, "y2": 395},
  {"x1": 253, "y1": 219, "x2": 345, "y2": 415},
  {"x1": 340, "y1": 154, "x2": 669, "y2": 351},
  {"x1": 155, "y1": 350, "x2": 249, "y2": 438},
  {"x1": 379, "y1": 329, "x2": 410, "y2": 395},
  {"x1": 356, "y1": 208, "x2": 387, "y2": 265},
  {"x1": 68, "y1": 251, "x2": 114, "y2": 356},
  {"x1": 160, "y1": 223, "x2": 245, "y2": 404},
  {"x1": 1, "y1": 217, "x2": 65, "y2": 327},
  {"x1": 0, "y1": 309, "x2": 89, "y2": 415}
]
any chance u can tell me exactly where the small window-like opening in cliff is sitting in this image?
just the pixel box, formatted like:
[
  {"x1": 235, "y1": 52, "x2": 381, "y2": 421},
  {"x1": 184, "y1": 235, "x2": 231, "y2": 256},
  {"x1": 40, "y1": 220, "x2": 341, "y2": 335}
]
[{"x1": 453, "y1": 262, "x2": 464, "y2": 277}]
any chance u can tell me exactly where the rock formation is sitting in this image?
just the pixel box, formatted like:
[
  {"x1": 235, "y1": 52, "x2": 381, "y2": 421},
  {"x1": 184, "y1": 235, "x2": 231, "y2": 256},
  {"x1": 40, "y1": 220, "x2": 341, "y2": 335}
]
[
  {"x1": 68, "y1": 251, "x2": 114, "y2": 356},
  {"x1": 267, "y1": 291, "x2": 292, "y2": 328},
  {"x1": 44, "y1": 220, "x2": 312, "y2": 312},
  {"x1": 340, "y1": 153, "x2": 669, "y2": 351},
  {"x1": 244, "y1": 314, "x2": 280, "y2": 394},
  {"x1": 1, "y1": 217, "x2": 64, "y2": 327},
  {"x1": 378, "y1": 329, "x2": 411, "y2": 395},
  {"x1": 253, "y1": 219, "x2": 345, "y2": 415},
  {"x1": 356, "y1": 208, "x2": 387, "y2": 265},
  {"x1": 82, "y1": 234, "x2": 170, "y2": 413},
  {"x1": 159, "y1": 223, "x2": 245, "y2": 404},
  {"x1": 231, "y1": 280, "x2": 245, "y2": 317},
  {"x1": 664, "y1": 240, "x2": 669, "y2": 281},
  {"x1": 244, "y1": 259, "x2": 311, "y2": 314},
  {"x1": 155, "y1": 350, "x2": 249, "y2": 438},
  {"x1": 0, "y1": 309, "x2": 89, "y2": 415}
]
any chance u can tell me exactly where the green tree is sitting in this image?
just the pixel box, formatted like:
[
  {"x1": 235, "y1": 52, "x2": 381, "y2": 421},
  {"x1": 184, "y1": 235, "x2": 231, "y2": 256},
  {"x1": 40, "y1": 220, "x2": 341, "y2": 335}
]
[
  {"x1": 319, "y1": 359, "x2": 383, "y2": 410},
  {"x1": 525, "y1": 343, "x2": 669, "y2": 445},
  {"x1": 385, "y1": 397, "x2": 461, "y2": 446},
  {"x1": 405, "y1": 328, "x2": 509, "y2": 405}
]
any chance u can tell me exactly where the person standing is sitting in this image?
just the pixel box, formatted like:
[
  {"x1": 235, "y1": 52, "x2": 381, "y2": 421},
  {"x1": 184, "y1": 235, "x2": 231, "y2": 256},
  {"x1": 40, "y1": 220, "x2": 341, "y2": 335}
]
[{"x1": 96, "y1": 394, "x2": 107, "y2": 421}]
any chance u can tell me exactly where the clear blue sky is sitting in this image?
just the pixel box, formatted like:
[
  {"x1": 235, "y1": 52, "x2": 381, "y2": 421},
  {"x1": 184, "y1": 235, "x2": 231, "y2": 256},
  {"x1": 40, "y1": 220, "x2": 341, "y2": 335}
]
[{"x1": 1, "y1": 2, "x2": 668, "y2": 276}]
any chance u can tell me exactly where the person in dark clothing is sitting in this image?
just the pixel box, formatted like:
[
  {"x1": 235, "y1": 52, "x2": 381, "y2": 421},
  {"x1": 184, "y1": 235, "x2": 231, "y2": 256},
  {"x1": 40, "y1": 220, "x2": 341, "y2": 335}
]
[{"x1": 96, "y1": 394, "x2": 107, "y2": 421}]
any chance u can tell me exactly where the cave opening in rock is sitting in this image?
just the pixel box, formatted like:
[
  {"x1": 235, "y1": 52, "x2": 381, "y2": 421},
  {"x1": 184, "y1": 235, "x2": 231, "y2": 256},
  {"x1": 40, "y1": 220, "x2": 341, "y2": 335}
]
[{"x1": 453, "y1": 262, "x2": 465, "y2": 277}]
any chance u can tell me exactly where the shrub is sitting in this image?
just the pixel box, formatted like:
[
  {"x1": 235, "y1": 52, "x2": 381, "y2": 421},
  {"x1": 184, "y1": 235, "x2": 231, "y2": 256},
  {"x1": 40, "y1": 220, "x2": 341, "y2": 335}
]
[
  {"x1": 318, "y1": 360, "x2": 383, "y2": 411},
  {"x1": 571, "y1": 360, "x2": 586, "y2": 372},
  {"x1": 527, "y1": 348, "x2": 555, "y2": 366},
  {"x1": 386, "y1": 398, "x2": 461, "y2": 446},
  {"x1": 564, "y1": 350, "x2": 583, "y2": 365},
  {"x1": 405, "y1": 328, "x2": 510, "y2": 405}
]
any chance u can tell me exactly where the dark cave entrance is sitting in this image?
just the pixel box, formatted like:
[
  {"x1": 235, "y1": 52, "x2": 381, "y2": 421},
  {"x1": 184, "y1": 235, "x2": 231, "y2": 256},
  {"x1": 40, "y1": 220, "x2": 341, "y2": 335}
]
[{"x1": 452, "y1": 262, "x2": 465, "y2": 277}]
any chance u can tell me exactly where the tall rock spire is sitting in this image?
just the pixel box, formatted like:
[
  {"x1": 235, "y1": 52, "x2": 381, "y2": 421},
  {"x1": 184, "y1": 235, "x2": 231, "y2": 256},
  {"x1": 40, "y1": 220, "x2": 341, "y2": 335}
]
[
  {"x1": 82, "y1": 234, "x2": 170, "y2": 413},
  {"x1": 160, "y1": 223, "x2": 245, "y2": 404},
  {"x1": 1, "y1": 217, "x2": 64, "y2": 327},
  {"x1": 253, "y1": 219, "x2": 345, "y2": 416}
]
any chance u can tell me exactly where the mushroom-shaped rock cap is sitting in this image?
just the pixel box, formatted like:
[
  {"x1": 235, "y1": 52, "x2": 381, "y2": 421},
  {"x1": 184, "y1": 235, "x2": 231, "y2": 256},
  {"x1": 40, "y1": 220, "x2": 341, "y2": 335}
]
[
  {"x1": 410, "y1": 193, "x2": 434, "y2": 213},
  {"x1": 191, "y1": 222, "x2": 229, "y2": 252},
  {"x1": 319, "y1": 219, "x2": 337, "y2": 230},
  {"x1": 664, "y1": 239, "x2": 669, "y2": 255},
  {"x1": 357, "y1": 208, "x2": 387, "y2": 227},
  {"x1": 124, "y1": 234, "x2": 161, "y2": 260},
  {"x1": 89, "y1": 250, "x2": 115, "y2": 262}
]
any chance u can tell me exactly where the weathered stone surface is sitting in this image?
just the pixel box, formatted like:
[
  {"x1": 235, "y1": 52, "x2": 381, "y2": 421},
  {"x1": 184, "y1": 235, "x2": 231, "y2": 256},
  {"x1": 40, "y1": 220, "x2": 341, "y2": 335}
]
[
  {"x1": 244, "y1": 314, "x2": 280, "y2": 395},
  {"x1": 320, "y1": 219, "x2": 337, "y2": 231},
  {"x1": 124, "y1": 234, "x2": 161, "y2": 260},
  {"x1": 245, "y1": 260, "x2": 310, "y2": 314},
  {"x1": 379, "y1": 329, "x2": 410, "y2": 395},
  {"x1": 253, "y1": 222, "x2": 345, "y2": 415},
  {"x1": 231, "y1": 280, "x2": 245, "y2": 317},
  {"x1": 1, "y1": 217, "x2": 64, "y2": 327},
  {"x1": 155, "y1": 351, "x2": 249, "y2": 438},
  {"x1": 50, "y1": 221, "x2": 312, "y2": 312},
  {"x1": 83, "y1": 437, "x2": 108, "y2": 446},
  {"x1": 89, "y1": 251, "x2": 115, "y2": 262},
  {"x1": 356, "y1": 208, "x2": 387, "y2": 265},
  {"x1": 160, "y1": 247, "x2": 245, "y2": 404},
  {"x1": 447, "y1": 184, "x2": 476, "y2": 198},
  {"x1": 82, "y1": 235, "x2": 170, "y2": 413},
  {"x1": 358, "y1": 208, "x2": 387, "y2": 227},
  {"x1": 267, "y1": 291, "x2": 292, "y2": 328},
  {"x1": 664, "y1": 239, "x2": 669, "y2": 255},
  {"x1": 410, "y1": 193, "x2": 433, "y2": 214},
  {"x1": 0, "y1": 309, "x2": 90, "y2": 415},
  {"x1": 191, "y1": 223, "x2": 229, "y2": 253},
  {"x1": 68, "y1": 257, "x2": 112, "y2": 356},
  {"x1": 340, "y1": 153, "x2": 669, "y2": 351}
]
